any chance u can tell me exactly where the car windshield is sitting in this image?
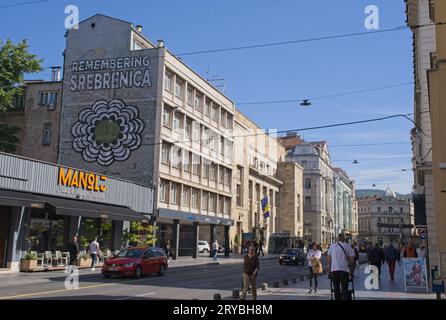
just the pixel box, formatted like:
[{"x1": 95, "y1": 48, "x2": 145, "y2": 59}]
[
  {"x1": 284, "y1": 249, "x2": 300, "y2": 255},
  {"x1": 115, "y1": 249, "x2": 144, "y2": 258}
]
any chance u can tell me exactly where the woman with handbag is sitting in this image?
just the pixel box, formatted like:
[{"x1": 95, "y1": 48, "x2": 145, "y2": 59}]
[{"x1": 306, "y1": 242, "x2": 322, "y2": 294}]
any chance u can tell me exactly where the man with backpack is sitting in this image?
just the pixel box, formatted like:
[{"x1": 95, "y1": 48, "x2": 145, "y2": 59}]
[{"x1": 326, "y1": 234, "x2": 355, "y2": 300}]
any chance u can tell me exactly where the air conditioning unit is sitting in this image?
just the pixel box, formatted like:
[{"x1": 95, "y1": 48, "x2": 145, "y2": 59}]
[{"x1": 46, "y1": 103, "x2": 56, "y2": 111}]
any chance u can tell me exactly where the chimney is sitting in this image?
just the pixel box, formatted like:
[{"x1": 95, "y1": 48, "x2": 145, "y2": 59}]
[
  {"x1": 50, "y1": 66, "x2": 61, "y2": 81},
  {"x1": 157, "y1": 40, "x2": 165, "y2": 48},
  {"x1": 135, "y1": 25, "x2": 143, "y2": 33}
]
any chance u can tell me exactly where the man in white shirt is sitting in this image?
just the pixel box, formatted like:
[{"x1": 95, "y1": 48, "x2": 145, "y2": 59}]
[
  {"x1": 326, "y1": 233, "x2": 355, "y2": 300},
  {"x1": 89, "y1": 237, "x2": 101, "y2": 271}
]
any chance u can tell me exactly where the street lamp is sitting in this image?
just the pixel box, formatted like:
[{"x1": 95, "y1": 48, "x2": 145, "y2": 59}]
[{"x1": 300, "y1": 99, "x2": 311, "y2": 107}]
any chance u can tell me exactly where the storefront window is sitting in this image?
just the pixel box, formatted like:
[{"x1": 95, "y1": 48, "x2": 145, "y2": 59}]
[{"x1": 27, "y1": 209, "x2": 65, "y2": 252}]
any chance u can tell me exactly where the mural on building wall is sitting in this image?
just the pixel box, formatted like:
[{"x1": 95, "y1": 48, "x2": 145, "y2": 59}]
[{"x1": 71, "y1": 99, "x2": 144, "y2": 166}]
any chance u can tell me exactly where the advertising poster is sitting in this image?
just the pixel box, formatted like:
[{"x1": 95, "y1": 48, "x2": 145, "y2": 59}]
[{"x1": 403, "y1": 257, "x2": 428, "y2": 292}]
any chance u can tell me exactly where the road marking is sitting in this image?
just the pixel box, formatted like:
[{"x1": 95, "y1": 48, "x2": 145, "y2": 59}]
[{"x1": 115, "y1": 292, "x2": 156, "y2": 300}]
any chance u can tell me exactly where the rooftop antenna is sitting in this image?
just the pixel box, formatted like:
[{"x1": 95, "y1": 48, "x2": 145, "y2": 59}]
[{"x1": 206, "y1": 67, "x2": 226, "y2": 93}]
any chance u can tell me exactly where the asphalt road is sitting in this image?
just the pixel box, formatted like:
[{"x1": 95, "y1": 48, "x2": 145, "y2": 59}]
[{"x1": 0, "y1": 258, "x2": 310, "y2": 300}]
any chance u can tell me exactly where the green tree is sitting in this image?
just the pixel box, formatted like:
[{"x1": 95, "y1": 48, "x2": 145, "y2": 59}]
[{"x1": 0, "y1": 38, "x2": 42, "y2": 152}]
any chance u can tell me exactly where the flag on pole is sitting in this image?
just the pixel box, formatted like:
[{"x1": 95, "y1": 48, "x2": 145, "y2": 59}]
[{"x1": 261, "y1": 196, "x2": 270, "y2": 218}]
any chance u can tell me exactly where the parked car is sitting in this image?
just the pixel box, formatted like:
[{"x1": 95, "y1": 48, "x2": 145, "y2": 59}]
[
  {"x1": 198, "y1": 240, "x2": 210, "y2": 253},
  {"x1": 101, "y1": 247, "x2": 168, "y2": 278},
  {"x1": 279, "y1": 248, "x2": 306, "y2": 265}
]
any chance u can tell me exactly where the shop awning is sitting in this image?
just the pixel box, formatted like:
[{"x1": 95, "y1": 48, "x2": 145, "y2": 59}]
[{"x1": 0, "y1": 189, "x2": 150, "y2": 222}]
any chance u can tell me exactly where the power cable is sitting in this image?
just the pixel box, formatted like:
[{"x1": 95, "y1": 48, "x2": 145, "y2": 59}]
[{"x1": 0, "y1": 0, "x2": 51, "y2": 9}]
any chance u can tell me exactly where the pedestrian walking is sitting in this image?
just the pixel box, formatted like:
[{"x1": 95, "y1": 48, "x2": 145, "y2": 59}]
[
  {"x1": 307, "y1": 242, "x2": 322, "y2": 293},
  {"x1": 384, "y1": 242, "x2": 400, "y2": 281},
  {"x1": 212, "y1": 240, "x2": 219, "y2": 261},
  {"x1": 326, "y1": 233, "x2": 355, "y2": 300},
  {"x1": 240, "y1": 246, "x2": 259, "y2": 300},
  {"x1": 350, "y1": 243, "x2": 360, "y2": 275},
  {"x1": 403, "y1": 241, "x2": 418, "y2": 258},
  {"x1": 89, "y1": 237, "x2": 101, "y2": 271},
  {"x1": 67, "y1": 235, "x2": 79, "y2": 266},
  {"x1": 258, "y1": 240, "x2": 265, "y2": 256},
  {"x1": 368, "y1": 243, "x2": 385, "y2": 279},
  {"x1": 416, "y1": 245, "x2": 427, "y2": 259},
  {"x1": 164, "y1": 240, "x2": 171, "y2": 259}
]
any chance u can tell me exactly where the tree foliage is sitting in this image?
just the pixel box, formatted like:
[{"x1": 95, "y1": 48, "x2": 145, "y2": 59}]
[
  {"x1": 0, "y1": 122, "x2": 20, "y2": 152},
  {"x1": 122, "y1": 222, "x2": 158, "y2": 247}
]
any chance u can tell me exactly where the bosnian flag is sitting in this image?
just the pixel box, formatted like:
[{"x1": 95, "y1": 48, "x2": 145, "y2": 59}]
[{"x1": 261, "y1": 197, "x2": 270, "y2": 218}]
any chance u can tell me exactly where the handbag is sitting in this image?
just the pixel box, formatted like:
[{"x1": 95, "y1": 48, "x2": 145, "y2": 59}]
[{"x1": 311, "y1": 258, "x2": 323, "y2": 274}]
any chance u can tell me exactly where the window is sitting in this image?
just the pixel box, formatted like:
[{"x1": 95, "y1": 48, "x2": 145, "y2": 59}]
[
  {"x1": 227, "y1": 114, "x2": 233, "y2": 130},
  {"x1": 202, "y1": 192, "x2": 209, "y2": 210},
  {"x1": 192, "y1": 154, "x2": 201, "y2": 175},
  {"x1": 236, "y1": 185, "x2": 242, "y2": 206},
  {"x1": 164, "y1": 70, "x2": 173, "y2": 92},
  {"x1": 211, "y1": 105, "x2": 219, "y2": 122},
  {"x1": 209, "y1": 193, "x2": 216, "y2": 212},
  {"x1": 401, "y1": 217, "x2": 404, "y2": 223},
  {"x1": 202, "y1": 129, "x2": 209, "y2": 149},
  {"x1": 187, "y1": 86, "x2": 194, "y2": 105},
  {"x1": 220, "y1": 137, "x2": 224, "y2": 155},
  {"x1": 185, "y1": 119, "x2": 192, "y2": 140},
  {"x1": 209, "y1": 163, "x2": 216, "y2": 181},
  {"x1": 182, "y1": 187, "x2": 190, "y2": 207},
  {"x1": 175, "y1": 78, "x2": 184, "y2": 99},
  {"x1": 13, "y1": 95, "x2": 25, "y2": 109},
  {"x1": 388, "y1": 207, "x2": 393, "y2": 213},
  {"x1": 159, "y1": 180, "x2": 168, "y2": 203},
  {"x1": 162, "y1": 106, "x2": 172, "y2": 127},
  {"x1": 191, "y1": 189, "x2": 199, "y2": 209},
  {"x1": 305, "y1": 197, "x2": 311, "y2": 206},
  {"x1": 224, "y1": 198, "x2": 231, "y2": 214},
  {"x1": 237, "y1": 166, "x2": 243, "y2": 179},
  {"x1": 183, "y1": 151, "x2": 191, "y2": 172},
  {"x1": 161, "y1": 143, "x2": 170, "y2": 165},
  {"x1": 400, "y1": 207, "x2": 403, "y2": 213},
  {"x1": 221, "y1": 110, "x2": 227, "y2": 128},
  {"x1": 171, "y1": 146, "x2": 181, "y2": 168},
  {"x1": 219, "y1": 166, "x2": 224, "y2": 183},
  {"x1": 225, "y1": 168, "x2": 231, "y2": 185},
  {"x1": 42, "y1": 122, "x2": 52, "y2": 145},
  {"x1": 305, "y1": 178, "x2": 311, "y2": 189},
  {"x1": 378, "y1": 217, "x2": 381, "y2": 222},
  {"x1": 219, "y1": 196, "x2": 224, "y2": 213},
  {"x1": 377, "y1": 207, "x2": 381, "y2": 213},
  {"x1": 194, "y1": 92, "x2": 203, "y2": 112},
  {"x1": 173, "y1": 112, "x2": 181, "y2": 130},
  {"x1": 193, "y1": 122, "x2": 200, "y2": 140},
  {"x1": 202, "y1": 159, "x2": 210, "y2": 179},
  {"x1": 205, "y1": 99, "x2": 212, "y2": 117},
  {"x1": 170, "y1": 183, "x2": 178, "y2": 204},
  {"x1": 39, "y1": 91, "x2": 58, "y2": 108}
]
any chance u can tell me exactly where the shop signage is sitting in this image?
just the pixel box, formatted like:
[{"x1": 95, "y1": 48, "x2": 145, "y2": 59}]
[{"x1": 58, "y1": 166, "x2": 107, "y2": 192}]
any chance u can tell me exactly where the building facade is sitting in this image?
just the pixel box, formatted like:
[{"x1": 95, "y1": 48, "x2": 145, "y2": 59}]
[
  {"x1": 283, "y1": 137, "x2": 335, "y2": 245},
  {"x1": 57, "y1": 14, "x2": 235, "y2": 258},
  {"x1": 406, "y1": 0, "x2": 443, "y2": 276},
  {"x1": 0, "y1": 79, "x2": 62, "y2": 163},
  {"x1": 232, "y1": 110, "x2": 285, "y2": 253},
  {"x1": 333, "y1": 168, "x2": 356, "y2": 241},
  {"x1": 358, "y1": 188, "x2": 415, "y2": 245},
  {"x1": 0, "y1": 152, "x2": 153, "y2": 272}
]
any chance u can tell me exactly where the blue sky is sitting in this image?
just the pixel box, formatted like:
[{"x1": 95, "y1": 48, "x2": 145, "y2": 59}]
[{"x1": 0, "y1": 0, "x2": 414, "y2": 193}]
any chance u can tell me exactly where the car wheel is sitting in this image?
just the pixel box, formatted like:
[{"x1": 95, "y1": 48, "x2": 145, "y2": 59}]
[
  {"x1": 103, "y1": 274, "x2": 111, "y2": 279},
  {"x1": 203, "y1": 249, "x2": 209, "y2": 253},
  {"x1": 158, "y1": 264, "x2": 166, "y2": 276},
  {"x1": 134, "y1": 266, "x2": 142, "y2": 279}
]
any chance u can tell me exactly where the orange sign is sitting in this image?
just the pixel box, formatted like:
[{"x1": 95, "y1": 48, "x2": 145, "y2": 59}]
[{"x1": 58, "y1": 166, "x2": 107, "y2": 192}]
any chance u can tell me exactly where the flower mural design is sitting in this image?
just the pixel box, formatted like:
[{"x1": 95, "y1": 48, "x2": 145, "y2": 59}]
[{"x1": 71, "y1": 99, "x2": 145, "y2": 166}]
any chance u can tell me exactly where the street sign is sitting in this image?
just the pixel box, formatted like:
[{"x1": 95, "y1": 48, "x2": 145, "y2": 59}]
[
  {"x1": 416, "y1": 226, "x2": 427, "y2": 240},
  {"x1": 377, "y1": 223, "x2": 414, "y2": 228}
]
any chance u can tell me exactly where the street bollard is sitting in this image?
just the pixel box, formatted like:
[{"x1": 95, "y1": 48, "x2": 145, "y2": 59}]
[
  {"x1": 273, "y1": 281, "x2": 280, "y2": 288},
  {"x1": 262, "y1": 283, "x2": 268, "y2": 290},
  {"x1": 232, "y1": 290, "x2": 240, "y2": 298},
  {"x1": 299, "y1": 275, "x2": 305, "y2": 281},
  {"x1": 213, "y1": 293, "x2": 222, "y2": 300},
  {"x1": 291, "y1": 278, "x2": 297, "y2": 283},
  {"x1": 283, "y1": 279, "x2": 289, "y2": 286}
]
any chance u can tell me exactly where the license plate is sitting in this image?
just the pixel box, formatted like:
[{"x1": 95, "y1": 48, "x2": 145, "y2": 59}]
[{"x1": 109, "y1": 267, "x2": 119, "y2": 271}]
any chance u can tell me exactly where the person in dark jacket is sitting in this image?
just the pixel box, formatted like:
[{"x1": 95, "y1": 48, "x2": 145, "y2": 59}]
[
  {"x1": 67, "y1": 236, "x2": 79, "y2": 266},
  {"x1": 368, "y1": 243, "x2": 385, "y2": 279},
  {"x1": 385, "y1": 243, "x2": 400, "y2": 281},
  {"x1": 240, "y1": 246, "x2": 259, "y2": 300}
]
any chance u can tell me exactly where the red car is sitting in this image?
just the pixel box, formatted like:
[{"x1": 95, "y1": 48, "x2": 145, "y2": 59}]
[{"x1": 101, "y1": 247, "x2": 168, "y2": 278}]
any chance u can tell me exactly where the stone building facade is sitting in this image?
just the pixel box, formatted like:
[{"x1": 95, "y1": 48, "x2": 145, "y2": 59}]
[{"x1": 333, "y1": 167, "x2": 356, "y2": 241}]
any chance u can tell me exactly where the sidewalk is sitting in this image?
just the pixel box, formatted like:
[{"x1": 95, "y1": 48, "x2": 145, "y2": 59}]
[{"x1": 237, "y1": 262, "x2": 437, "y2": 300}]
